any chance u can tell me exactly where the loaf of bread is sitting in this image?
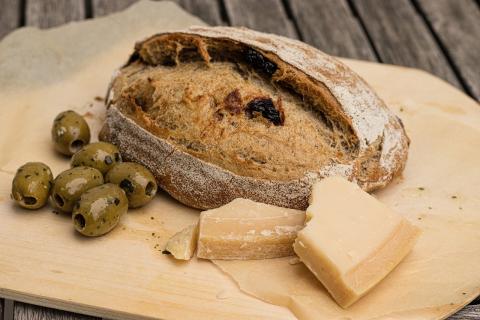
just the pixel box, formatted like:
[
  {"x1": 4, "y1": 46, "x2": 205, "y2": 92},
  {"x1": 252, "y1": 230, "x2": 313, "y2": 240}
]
[{"x1": 100, "y1": 26, "x2": 409, "y2": 210}]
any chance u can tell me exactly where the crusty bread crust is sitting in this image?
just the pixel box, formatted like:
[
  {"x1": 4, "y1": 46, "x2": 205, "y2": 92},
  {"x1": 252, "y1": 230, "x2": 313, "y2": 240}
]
[{"x1": 100, "y1": 26, "x2": 409, "y2": 210}]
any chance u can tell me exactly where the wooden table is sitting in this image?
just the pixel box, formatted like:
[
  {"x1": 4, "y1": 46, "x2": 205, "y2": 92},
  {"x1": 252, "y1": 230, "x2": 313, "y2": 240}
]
[{"x1": 0, "y1": 1, "x2": 479, "y2": 319}]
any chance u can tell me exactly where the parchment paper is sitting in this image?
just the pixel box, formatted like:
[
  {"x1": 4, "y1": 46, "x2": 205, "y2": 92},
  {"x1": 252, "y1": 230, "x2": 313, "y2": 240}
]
[{"x1": 0, "y1": 1, "x2": 479, "y2": 320}]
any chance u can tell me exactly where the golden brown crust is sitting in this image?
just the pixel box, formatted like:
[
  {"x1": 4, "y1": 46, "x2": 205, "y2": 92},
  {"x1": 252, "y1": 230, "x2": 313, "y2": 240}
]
[{"x1": 101, "y1": 26, "x2": 409, "y2": 209}]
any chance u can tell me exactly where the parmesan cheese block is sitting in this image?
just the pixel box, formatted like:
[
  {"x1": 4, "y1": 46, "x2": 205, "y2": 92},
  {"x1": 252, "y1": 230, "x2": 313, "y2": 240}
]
[
  {"x1": 165, "y1": 224, "x2": 199, "y2": 260},
  {"x1": 293, "y1": 177, "x2": 420, "y2": 308},
  {"x1": 197, "y1": 198, "x2": 305, "y2": 260}
]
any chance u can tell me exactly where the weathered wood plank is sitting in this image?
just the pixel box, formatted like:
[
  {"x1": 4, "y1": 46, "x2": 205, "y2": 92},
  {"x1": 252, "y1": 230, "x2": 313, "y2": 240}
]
[
  {"x1": 0, "y1": 0, "x2": 21, "y2": 40},
  {"x1": 3, "y1": 299, "x2": 13, "y2": 320},
  {"x1": 351, "y1": 0, "x2": 461, "y2": 88},
  {"x1": 25, "y1": 0, "x2": 86, "y2": 28},
  {"x1": 416, "y1": 0, "x2": 480, "y2": 100},
  {"x1": 92, "y1": 0, "x2": 139, "y2": 17},
  {"x1": 14, "y1": 302, "x2": 98, "y2": 320},
  {"x1": 224, "y1": 0, "x2": 297, "y2": 38},
  {"x1": 447, "y1": 305, "x2": 480, "y2": 319},
  {"x1": 287, "y1": 0, "x2": 376, "y2": 60},
  {"x1": 173, "y1": 0, "x2": 223, "y2": 26}
]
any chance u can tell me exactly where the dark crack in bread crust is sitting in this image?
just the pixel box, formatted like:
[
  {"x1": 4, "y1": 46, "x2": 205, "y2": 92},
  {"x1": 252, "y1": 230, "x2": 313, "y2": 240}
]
[{"x1": 100, "y1": 26, "x2": 409, "y2": 210}]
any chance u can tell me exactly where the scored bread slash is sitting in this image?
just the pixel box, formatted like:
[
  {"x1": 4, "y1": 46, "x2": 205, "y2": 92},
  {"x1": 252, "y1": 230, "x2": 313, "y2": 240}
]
[
  {"x1": 101, "y1": 26, "x2": 409, "y2": 210},
  {"x1": 164, "y1": 223, "x2": 199, "y2": 260},
  {"x1": 196, "y1": 198, "x2": 305, "y2": 260}
]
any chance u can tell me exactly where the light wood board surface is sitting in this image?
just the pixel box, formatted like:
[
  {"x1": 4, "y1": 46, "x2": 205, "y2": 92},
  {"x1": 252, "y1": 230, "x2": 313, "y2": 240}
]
[{"x1": 0, "y1": 1, "x2": 479, "y2": 320}]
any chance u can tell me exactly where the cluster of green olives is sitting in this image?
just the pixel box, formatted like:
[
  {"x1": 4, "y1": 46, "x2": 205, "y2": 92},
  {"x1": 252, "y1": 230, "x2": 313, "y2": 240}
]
[{"x1": 11, "y1": 110, "x2": 158, "y2": 237}]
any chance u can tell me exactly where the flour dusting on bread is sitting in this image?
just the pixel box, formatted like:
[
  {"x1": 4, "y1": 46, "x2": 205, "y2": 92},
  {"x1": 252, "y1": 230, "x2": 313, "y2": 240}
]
[
  {"x1": 101, "y1": 26, "x2": 409, "y2": 209},
  {"x1": 187, "y1": 26, "x2": 390, "y2": 146}
]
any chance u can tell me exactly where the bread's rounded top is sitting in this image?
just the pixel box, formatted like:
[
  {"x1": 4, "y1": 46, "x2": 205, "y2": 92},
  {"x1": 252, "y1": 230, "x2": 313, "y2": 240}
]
[
  {"x1": 183, "y1": 27, "x2": 390, "y2": 146},
  {"x1": 107, "y1": 26, "x2": 409, "y2": 193}
]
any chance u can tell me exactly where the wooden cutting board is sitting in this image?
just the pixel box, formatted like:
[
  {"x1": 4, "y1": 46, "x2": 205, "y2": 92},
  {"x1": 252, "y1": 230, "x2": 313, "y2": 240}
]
[{"x1": 0, "y1": 2, "x2": 479, "y2": 320}]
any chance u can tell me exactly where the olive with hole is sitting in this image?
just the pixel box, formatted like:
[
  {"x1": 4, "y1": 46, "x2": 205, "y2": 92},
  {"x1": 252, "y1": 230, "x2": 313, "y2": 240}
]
[
  {"x1": 52, "y1": 110, "x2": 91, "y2": 156},
  {"x1": 72, "y1": 183, "x2": 128, "y2": 237},
  {"x1": 11, "y1": 162, "x2": 53, "y2": 209},
  {"x1": 71, "y1": 142, "x2": 121, "y2": 175},
  {"x1": 106, "y1": 162, "x2": 158, "y2": 208},
  {"x1": 51, "y1": 166, "x2": 104, "y2": 212}
]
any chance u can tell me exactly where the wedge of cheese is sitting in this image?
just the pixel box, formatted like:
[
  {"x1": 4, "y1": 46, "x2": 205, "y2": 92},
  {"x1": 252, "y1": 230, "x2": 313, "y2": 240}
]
[
  {"x1": 197, "y1": 198, "x2": 305, "y2": 260},
  {"x1": 165, "y1": 224, "x2": 199, "y2": 260},
  {"x1": 294, "y1": 177, "x2": 420, "y2": 308}
]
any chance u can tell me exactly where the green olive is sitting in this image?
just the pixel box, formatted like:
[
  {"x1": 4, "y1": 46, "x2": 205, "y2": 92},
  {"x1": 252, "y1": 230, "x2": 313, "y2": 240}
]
[
  {"x1": 72, "y1": 183, "x2": 128, "y2": 237},
  {"x1": 11, "y1": 162, "x2": 53, "y2": 209},
  {"x1": 52, "y1": 110, "x2": 91, "y2": 156},
  {"x1": 51, "y1": 166, "x2": 104, "y2": 212},
  {"x1": 71, "y1": 142, "x2": 121, "y2": 175},
  {"x1": 105, "y1": 162, "x2": 157, "y2": 208}
]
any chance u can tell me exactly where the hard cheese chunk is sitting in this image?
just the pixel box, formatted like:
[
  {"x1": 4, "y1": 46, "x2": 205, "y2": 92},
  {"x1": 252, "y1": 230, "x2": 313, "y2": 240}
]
[
  {"x1": 197, "y1": 198, "x2": 305, "y2": 260},
  {"x1": 294, "y1": 177, "x2": 420, "y2": 308},
  {"x1": 165, "y1": 224, "x2": 199, "y2": 260}
]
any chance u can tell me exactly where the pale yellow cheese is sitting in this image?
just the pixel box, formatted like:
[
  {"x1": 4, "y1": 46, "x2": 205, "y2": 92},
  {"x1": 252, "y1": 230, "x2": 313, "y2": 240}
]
[
  {"x1": 197, "y1": 198, "x2": 305, "y2": 260},
  {"x1": 165, "y1": 224, "x2": 199, "y2": 260},
  {"x1": 293, "y1": 177, "x2": 420, "y2": 308}
]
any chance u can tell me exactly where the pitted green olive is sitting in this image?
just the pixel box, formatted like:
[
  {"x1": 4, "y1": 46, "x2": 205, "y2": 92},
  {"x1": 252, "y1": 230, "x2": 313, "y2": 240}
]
[
  {"x1": 71, "y1": 142, "x2": 121, "y2": 174},
  {"x1": 51, "y1": 166, "x2": 104, "y2": 212},
  {"x1": 52, "y1": 110, "x2": 91, "y2": 156},
  {"x1": 11, "y1": 162, "x2": 53, "y2": 209},
  {"x1": 72, "y1": 183, "x2": 128, "y2": 237},
  {"x1": 105, "y1": 162, "x2": 157, "y2": 208}
]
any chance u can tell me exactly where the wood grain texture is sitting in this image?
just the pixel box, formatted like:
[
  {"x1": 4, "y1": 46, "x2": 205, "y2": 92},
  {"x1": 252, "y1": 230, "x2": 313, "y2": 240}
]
[
  {"x1": 447, "y1": 305, "x2": 480, "y2": 319},
  {"x1": 287, "y1": 0, "x2": 376, "y2": 60},
  {"x1": 25, "y1": 0, "x2": 86, "y2": 28},
  {"x1": 224, "y1": 0, "x2": 298, "y2": 38},
  {"x1": 351, "y1": 0, "x2": 461, "y2": 88},
  {"x1": 92, "y1": 0, "x2": 139, "y2": 17},
  {"x1": 416, "y1": 0, "x2": 480, "y2": 100},
  {"x1": 0, "y1": 0, "x2": 21, "y2": 40},
  {"x1": 14, "y1": 302, "x2": 98, "y2": 320},
  {"x1": 3, "y1": 299, "x2": 13, "y2": 320},
  {"x1": 173, "y1": 0, "x2": 223, "y2": 26}
]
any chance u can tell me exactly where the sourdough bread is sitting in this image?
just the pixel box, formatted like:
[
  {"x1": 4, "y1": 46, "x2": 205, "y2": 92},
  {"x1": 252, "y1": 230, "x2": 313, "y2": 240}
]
[{"x1": 100, "y1": 26, "x2": 409, "y2": 209}]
